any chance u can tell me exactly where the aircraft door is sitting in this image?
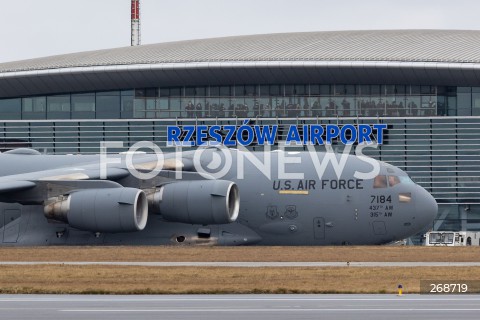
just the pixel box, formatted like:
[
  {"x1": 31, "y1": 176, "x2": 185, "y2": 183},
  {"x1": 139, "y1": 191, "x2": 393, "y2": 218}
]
[
  {"x1": 2, "y1": 209, "x2": 21, "y2": 243},
  {"x1": 372, "y1": 221, "x2": 387, "y2": 235},
  {"x1": 313, "y1": 217, "x2": 325, "y2": 239}
]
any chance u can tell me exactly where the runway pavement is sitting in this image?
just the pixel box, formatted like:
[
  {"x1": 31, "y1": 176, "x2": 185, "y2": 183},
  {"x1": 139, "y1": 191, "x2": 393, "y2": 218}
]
[
  {"x1": 0, "y1": 294, "x2": 480, "y2": 320},
  {"x1": 1, "y1": 261, "x2": 480, "y2": 267}
]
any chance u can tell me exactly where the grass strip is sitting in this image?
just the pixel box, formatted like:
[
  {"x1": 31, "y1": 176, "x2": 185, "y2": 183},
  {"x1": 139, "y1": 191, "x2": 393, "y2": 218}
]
[
  {"x1": 1, "y1": 246, "x2": 480, "y2": 262},
  {"x1": 1, "y1": 265, "x2": 479, "y2": 294}
]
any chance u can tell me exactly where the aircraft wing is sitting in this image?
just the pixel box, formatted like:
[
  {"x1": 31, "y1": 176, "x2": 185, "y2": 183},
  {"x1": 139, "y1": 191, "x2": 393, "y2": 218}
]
[
  {"x1": 0, "y1": 167, "x2": 130, "y2": 194},
  {"x1": 0, "y1": 152, "x2": 197, "y2": 196},
  {"x1": 0, "y1": 180, "x2": 36, "y2": 193}
]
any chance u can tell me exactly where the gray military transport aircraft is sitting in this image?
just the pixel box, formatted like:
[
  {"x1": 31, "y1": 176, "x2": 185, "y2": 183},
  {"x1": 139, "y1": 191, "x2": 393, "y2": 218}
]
[{"x1": 0, "y1": 147, "x2": 437, "y2": 246}]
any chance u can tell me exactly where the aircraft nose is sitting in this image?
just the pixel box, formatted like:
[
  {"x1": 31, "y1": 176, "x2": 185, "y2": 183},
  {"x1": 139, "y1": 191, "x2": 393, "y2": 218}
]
[{"x1": 415, "y1": 186, "x2": 438, "y2": 230}]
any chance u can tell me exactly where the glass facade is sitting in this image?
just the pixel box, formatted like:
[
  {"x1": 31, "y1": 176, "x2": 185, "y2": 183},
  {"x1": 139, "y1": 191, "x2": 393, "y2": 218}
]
[
  {"x1": 0, "y1": 84, "x2": 476, "y2": 120},
  {"x1": 1, "y1": 83, "x2": 480, "y2": 235}
]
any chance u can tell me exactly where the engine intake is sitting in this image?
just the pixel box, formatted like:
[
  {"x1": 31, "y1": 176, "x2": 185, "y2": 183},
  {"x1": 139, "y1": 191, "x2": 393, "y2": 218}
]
[
  {"x1": 148, "y1": 180, "x2": 239, "y2": 225},
  {"x1": 44, "y1": 188, "x2": 148, "y2": 233}
]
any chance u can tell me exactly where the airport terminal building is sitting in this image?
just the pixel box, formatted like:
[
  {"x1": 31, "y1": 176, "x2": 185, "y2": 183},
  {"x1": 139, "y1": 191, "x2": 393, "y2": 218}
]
[{"x1": 0, "y1": 29, "x2": 480, "y2": 234}]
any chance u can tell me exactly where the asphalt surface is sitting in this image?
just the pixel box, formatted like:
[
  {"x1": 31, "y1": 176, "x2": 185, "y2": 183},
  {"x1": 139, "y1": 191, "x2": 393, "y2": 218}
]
[
  {"x1": 1, "y1": 294, "x2": 480, "y2": 320},
  {"x1": 1, "y1": 261, "x2": 480, "y2": 267}
]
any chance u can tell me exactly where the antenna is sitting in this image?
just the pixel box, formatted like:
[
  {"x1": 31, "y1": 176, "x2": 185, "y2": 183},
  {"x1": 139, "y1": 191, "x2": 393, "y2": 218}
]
[{"x1": 131, "y1": 0, "x2": 141, "y2": 46}]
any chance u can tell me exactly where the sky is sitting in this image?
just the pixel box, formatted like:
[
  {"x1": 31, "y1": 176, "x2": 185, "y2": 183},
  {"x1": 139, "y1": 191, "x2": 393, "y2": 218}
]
[{"x1": 0, "y1": 0, "x2": 479, "y2": 63}]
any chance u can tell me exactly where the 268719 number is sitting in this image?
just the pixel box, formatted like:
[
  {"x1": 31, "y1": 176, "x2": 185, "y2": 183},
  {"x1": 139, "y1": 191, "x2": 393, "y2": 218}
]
[
  {"x1": 420, "y1": 280, "x2": 479, "y2": 294},
  {"x1": 429, "y1": 283, "x2": 468, "y2": 293}
]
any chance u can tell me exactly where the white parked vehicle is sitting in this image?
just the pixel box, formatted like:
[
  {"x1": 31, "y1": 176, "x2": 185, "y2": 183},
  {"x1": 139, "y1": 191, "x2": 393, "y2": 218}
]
[{"x1": 424, "y1": 231, "x2": 480, "y2": 246}]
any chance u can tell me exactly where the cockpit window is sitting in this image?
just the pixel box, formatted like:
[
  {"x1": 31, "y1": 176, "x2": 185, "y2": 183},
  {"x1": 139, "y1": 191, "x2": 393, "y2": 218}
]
[
  {"x1": 375, "y1": 175, "x2": 414, "y2": 188},
  {"x1": 388, "y1": 176, "x2": 401, "y2": 187},
  {"x1": 373, "y1": 175, "x2": 387, "y2": 188},
  {"x1": 399, "y1": 176, "x2": 414, "y2": 184}
]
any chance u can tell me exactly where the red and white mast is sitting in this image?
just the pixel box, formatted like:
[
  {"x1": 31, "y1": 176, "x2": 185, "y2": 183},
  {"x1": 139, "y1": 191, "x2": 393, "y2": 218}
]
[{"x1": 131, "y1": 0, "x2": 141, "y2": 46}]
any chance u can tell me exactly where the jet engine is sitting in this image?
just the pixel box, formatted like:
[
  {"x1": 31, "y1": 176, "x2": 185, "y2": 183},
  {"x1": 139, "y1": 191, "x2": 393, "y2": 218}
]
[
  {"x1": 44, "y1": 188, "x2": 148, "y2": 233},
  {"x1": 148, "y1": 180, "x2": 239, "y2": 225}
]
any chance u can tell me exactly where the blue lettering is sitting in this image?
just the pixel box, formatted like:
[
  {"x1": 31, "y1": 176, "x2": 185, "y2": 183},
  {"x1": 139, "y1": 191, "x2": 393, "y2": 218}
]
[
  {"x1": 373, "y1": 124, "x2": 387, "y2": 144},
  {"x1": 223, "y1": 125, "x2": 237, "y2": 146},
  {"x1": 208, "y1": 125, "x2": 222, "y2": 146},
  {"x1": 286, "y1": 125, "x2": 302, "y2": 145},
  {"x1": 254, "y1": 125, "x2": 277, "y2": 146},
  {"x1": 358, "y1": 124, "x2": 372, "y2": 144},
  {"x1": 237, "y1": 120, "x2": 255, "y2": 146},
  {"x1": 168, "y1": 123, "x2": 385, "y2": 147},
  {"x1": 309, "y1": 125, "x2": 324, "y2": 145},
  {"x1": 182, "y1": 125, "x2": 195, "y2": 146},
  {"x1": 326, "y1": 125, "x2": 340, "y2": 144},
  {"x1": 341, "y1": 124, "x2": 357, "y2": 144},
  {"x1": 167, "y1": 126, "x2": 181, "y2": 146},
  {"x1": 196, "y1": 125, "x2": 208, "y2": 146},
  {"x1": 303, "y1": 125, "x2": 308, "y2": 145}
]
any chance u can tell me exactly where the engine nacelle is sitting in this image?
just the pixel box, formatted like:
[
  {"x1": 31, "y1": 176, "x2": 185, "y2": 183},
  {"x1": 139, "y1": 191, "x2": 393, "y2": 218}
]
[
  {"x1": 44, "y1": 188, "x2": 148, "y2": 233},
  {"x1": 148, "y1": 180, "x2": 239, "y2": 225}
]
